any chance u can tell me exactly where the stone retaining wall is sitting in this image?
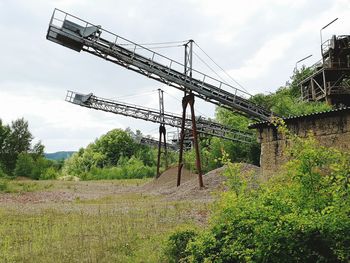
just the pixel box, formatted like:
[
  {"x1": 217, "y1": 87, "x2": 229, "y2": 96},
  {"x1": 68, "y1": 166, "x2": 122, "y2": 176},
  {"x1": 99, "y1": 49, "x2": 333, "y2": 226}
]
[{"x1": 253, "y1": 109, "x2": 350, "y2": 178}]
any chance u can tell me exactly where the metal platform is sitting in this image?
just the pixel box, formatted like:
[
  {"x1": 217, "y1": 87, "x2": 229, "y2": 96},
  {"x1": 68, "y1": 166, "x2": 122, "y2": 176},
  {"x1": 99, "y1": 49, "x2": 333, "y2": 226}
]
[{"x1": 300, "y1": 35, "x2": 350, "y2": 106}]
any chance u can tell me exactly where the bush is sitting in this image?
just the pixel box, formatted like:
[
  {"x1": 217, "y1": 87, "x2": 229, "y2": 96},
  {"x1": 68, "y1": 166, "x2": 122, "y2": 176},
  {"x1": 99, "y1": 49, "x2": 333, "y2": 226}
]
[
  {"x1": 163, "y1": 229, "x2": 198, "y2": 263},
  {"x1": 39, "y1": 167, "x2": 59, "y2": 180},
  {"x1": 14, "y1": 153, "x2": 34, "y2": 178},
  {"x1": 166, "y1": 128, "x2": 350, "y2": 262},
  {"x1": 0, "y1": 179, "x2": 8, "y2": 192},
  {"x1": 57, "y1": 175, "x2": 80, "y2": 181},
  {"x1": 0, "y1": 165, "x2": 8, "y2": 178},
  {"x1": 73, "y1": 157, "x2": 156, "y2": 180},
  {"x1": 14, "y1": 154, "x2": 59, "y2": 180}
]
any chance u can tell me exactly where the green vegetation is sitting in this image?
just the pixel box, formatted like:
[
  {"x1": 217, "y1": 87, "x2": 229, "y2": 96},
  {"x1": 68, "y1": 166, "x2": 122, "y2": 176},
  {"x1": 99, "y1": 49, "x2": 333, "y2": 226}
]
[
  {"x1": 0, "y1": 118, "x2": 61, "y2": 181},
  {"x1": 200, "y1": 66, "x2": 333, "y2": 171},
  {"x1": 0, "y1": 180, "x2": 207, "y2": 262},
  {"x1": 62, "y1": 128, "x2": 177, "y2": 180},
  {"x1": 250, "y1": 66, "x2": 331, "y2": 116},
  {"x1": 0, "y1": 179, "x2": 53, "y2": 193},
  {"x1": 183, "y1": 136, "x2": 260, "y2": 174},
  {"x1": 164, "y1": 120, "x2": 350, "y2": 263},
  {"x1": 1, "y1": 66, "x2": 347, "y2": 262}
]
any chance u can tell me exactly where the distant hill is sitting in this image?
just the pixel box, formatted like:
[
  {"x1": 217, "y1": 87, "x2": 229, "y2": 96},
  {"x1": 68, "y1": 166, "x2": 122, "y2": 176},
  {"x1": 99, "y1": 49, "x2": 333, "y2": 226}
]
[{"x1": 45, "y1": 151, "x2": 75, "y2": 161}]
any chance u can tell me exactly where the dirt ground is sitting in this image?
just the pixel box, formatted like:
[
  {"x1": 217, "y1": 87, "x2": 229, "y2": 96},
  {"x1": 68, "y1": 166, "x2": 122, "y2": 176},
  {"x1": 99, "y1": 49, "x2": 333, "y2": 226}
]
[
  {"x1": 0, "y1": 164, "x2": 260, "y2": 262},
  {"x1": 0, "y1": 164, "x2": 260, "y2": 207}
]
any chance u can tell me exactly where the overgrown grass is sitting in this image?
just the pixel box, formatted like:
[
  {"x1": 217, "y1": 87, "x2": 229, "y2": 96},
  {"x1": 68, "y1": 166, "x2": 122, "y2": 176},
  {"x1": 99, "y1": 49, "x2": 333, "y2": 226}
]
[
  {"x1": 0, "y1": 179, "x2": 53, "y2": 193},
  {"x1": 71, "y1": 165, "x2": 157, "y2": 180},
  {"x1": 0, "y1": 180, "x2": 207, "y2": 262}
]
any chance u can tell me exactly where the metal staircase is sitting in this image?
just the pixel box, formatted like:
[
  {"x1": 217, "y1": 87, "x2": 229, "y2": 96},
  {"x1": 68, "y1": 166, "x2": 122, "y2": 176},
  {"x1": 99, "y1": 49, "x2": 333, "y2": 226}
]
[
  {"x1": 47, "y1": 9, "x2": 273, "y2": 121},
  {"x1": 66, "y1": 90, "x2": 255, "y2": 143}
]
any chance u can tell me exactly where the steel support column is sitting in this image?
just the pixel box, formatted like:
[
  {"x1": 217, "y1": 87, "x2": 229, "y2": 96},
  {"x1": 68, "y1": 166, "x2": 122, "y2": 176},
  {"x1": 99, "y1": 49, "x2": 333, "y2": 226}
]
[
  {"x1": 156, "y1": 124, "x2": 167, "y2": 178},
  {"x1": 177, "y1": 93, "x2": 204, "y2": 188}
]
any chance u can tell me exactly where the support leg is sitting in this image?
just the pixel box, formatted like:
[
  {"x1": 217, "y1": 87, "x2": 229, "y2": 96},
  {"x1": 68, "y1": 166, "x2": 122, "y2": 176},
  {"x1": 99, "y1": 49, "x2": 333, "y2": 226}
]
[
  {"x1": 162, "y1": 126, "x2": 168, "y2": 169},
  {"x1": 156, "y1": 125, "x2": 166, "y2": 178},
  {"x1": 189, "y1": 95, "x2": 204, "y2": 188},
  {"x1": 177, "y1": 93, "x2": 204, "y2": 188},
  {"x1": 177, "y1": 97, "x2": 188, "y2": 186}
]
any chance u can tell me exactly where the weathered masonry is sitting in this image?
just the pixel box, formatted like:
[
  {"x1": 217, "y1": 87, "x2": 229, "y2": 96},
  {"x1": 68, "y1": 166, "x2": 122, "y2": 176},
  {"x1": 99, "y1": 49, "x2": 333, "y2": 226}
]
[{"x1": 249, "y1": 107, "x2": 350, "y2": 178}]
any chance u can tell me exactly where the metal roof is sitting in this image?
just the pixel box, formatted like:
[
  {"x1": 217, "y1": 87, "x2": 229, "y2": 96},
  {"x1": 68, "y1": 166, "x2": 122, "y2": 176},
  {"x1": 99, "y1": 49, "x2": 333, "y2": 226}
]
[{"x1": 249, "y1": 107, "x2": 350, "y2": 129}]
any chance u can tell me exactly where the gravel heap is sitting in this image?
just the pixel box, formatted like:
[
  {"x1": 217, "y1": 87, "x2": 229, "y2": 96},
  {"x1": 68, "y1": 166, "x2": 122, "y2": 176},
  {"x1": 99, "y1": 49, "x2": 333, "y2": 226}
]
[{"x1": 142, "y1": 164, "x2": 260, "y2": 201}]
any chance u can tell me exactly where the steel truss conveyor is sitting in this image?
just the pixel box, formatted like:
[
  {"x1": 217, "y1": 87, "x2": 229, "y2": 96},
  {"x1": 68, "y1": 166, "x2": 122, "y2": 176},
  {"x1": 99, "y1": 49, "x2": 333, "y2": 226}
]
[
  {"x1": 47, "y1": 9, "x2": 272, "y2": 121},
  {"x1": 140, "y1": 137, "x2": 178, "y2": 151},
  {"x1": 66, "y1": 91, "x2": 254, "y2": 144}
]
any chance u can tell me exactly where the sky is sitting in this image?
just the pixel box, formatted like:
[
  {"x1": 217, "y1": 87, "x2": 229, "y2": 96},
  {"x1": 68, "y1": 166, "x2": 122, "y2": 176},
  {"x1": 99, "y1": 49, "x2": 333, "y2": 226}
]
[{"x1": 0, "y1": 0, "x2": 349, "y2": 152}]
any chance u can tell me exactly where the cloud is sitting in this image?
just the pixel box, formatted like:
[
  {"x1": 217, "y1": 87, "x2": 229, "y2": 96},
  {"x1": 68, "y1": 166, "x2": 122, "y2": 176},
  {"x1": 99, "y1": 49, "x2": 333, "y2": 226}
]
[
  {"x1": 222, "y1": 0, "x2": 349, "y2": 94},
  {"x1": 0, "y1": 83, "x2": 125, "y2": 151},
  {"x1": 0, "y1": 0, "x2": 347, "y2": 151}
]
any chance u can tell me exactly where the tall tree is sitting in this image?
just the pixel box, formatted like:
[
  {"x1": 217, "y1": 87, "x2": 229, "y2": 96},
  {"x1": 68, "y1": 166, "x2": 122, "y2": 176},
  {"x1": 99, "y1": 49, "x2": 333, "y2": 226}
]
[
  {"x1": 31, "y1": 141, "x2": 45, "y2": 160},
  {"x1": 0, "y1": 120, "x2": 11, "y2": 173},
  {"x1": 0, "y1": 118, "x2": 42, "y2": 174},
  {"x1": 9, "y1": 118, "x2": 33, "y2": 154},
  {"x1": 94, "y1": 129, "x2": 136, "y2": 166}
]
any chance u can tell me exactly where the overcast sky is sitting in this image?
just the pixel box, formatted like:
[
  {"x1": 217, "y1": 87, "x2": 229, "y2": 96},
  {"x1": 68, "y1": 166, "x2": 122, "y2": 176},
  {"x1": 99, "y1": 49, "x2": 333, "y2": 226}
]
[{"x1": 0, "y1": 0, "x2": 349, "y2": 152}]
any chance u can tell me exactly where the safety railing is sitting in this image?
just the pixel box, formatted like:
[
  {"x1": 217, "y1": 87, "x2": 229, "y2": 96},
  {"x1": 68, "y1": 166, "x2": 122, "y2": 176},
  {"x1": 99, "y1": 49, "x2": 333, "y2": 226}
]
[{"x1": 50, "y1": 9, "x2": 252, "y2": 101}]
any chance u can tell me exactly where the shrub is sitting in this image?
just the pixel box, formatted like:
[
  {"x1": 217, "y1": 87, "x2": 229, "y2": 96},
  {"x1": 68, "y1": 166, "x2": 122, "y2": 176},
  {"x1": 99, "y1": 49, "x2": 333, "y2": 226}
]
[
  {"x1": 31, "y1": 157, "x2": 52, "y2": 180},
  {"x1": 163, "y1": 229, "x2": 198, "y2": 263},
  {"x1": 40, "y1": 167, "x2": 59, "y2": 180},
  {"x1": 14, "y1": 153, "x2": 34, "y2": 178},
  {"x1": 0, "y1": 179, "x2": 8, "y2": 192},
  {"x1": 0, "y1": 165, "x2": 8, "y2": 178},
  {"x1": 72, "y1": 157, "x2": 156, "y2": 180},
  {"x1": 57, "y1": 175, "x2": 80, "y2": 181},
  {"x1": 166, "y1": 126, "x2": 350, "y2": 262}
]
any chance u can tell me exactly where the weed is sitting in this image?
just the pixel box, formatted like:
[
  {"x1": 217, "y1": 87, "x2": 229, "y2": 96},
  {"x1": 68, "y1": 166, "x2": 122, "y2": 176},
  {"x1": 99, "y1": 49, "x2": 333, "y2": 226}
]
[{"x1": 0, "y1": 180, "x2": 204, "y2": 262}]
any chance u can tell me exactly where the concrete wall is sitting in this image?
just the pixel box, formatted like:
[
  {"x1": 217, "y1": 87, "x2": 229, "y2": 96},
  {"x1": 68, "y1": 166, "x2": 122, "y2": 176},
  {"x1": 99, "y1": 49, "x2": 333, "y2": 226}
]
[{"x1": 256, "y1": 110, "x2": 350, "y2": 178}]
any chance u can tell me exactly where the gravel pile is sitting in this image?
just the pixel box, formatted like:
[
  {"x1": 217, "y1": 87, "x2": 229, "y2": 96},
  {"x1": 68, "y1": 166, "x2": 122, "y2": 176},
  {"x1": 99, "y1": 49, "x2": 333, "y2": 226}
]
[{"x1": 142, "y1": 164, "x2": 261, "y2": 201}]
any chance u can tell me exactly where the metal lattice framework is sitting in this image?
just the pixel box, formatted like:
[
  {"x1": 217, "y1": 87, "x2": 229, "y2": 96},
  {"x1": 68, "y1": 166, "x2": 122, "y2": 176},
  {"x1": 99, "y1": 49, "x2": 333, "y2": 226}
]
[
  {"x1": 300, "y1": 35, "x2": 350, "y2": 106},
  {"x1": 47, "y1": 9, "x2": 273, "y2": 120},
  {"x1": 66, "y1": 90, "x2": 255, "y2": 143},
  {"x1": 140, "y1": 137, "x2": 178, "y2": 151}
]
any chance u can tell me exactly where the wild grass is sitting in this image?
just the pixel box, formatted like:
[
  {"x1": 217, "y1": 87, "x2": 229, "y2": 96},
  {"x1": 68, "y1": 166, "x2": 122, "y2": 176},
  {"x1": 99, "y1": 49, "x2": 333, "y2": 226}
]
[
  {"x1": 0, "y1": 180, "x2": 207, "y2": 262},
  {"x1": 0, "y1": 179, "x2": 53, "y2": 193}
]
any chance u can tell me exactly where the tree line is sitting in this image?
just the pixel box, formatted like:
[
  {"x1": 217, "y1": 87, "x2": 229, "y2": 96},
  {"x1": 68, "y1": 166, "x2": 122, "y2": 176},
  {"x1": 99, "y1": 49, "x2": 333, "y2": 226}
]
[
  {"x1": 0, "y1": 67, "x2": 334, "y2": 181},
  {"x1": 0, "y1": 118, "x2": 61, "y2": 179},
  {"x1": 62, "y1": 128, "x2": 178, "y2": 180}
]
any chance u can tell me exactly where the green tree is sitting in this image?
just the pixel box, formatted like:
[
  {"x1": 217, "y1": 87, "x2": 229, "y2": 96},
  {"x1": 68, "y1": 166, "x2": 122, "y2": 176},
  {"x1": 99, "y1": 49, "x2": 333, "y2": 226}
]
[
  {"x1": 94, "y1": 129, "x2": 136, "y2": 166},
  {"x1": 0, "y1": 165, "x2": 7, "y2": 178},
  {"x1": 249, "y1": 67, "x2": 331, "y2": 117},
  {"x1": 0, "y1": 118, "x2": 37, "y2": 174},
  {"x1": 31, "y1": 157, "x2": 52, "y2": 180},
  {"x1": 9, "y1": 118, "x2": 33, "y2": 154},
  {"x1": 0, "y1": 120, "x2": 11, "y2": 173},
  {"x1": 31, "y1": 141, "x2": 45, "y2": 160},
  {"x1": 14, "y1": 153, "x2": 34, "y2": 178}
]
